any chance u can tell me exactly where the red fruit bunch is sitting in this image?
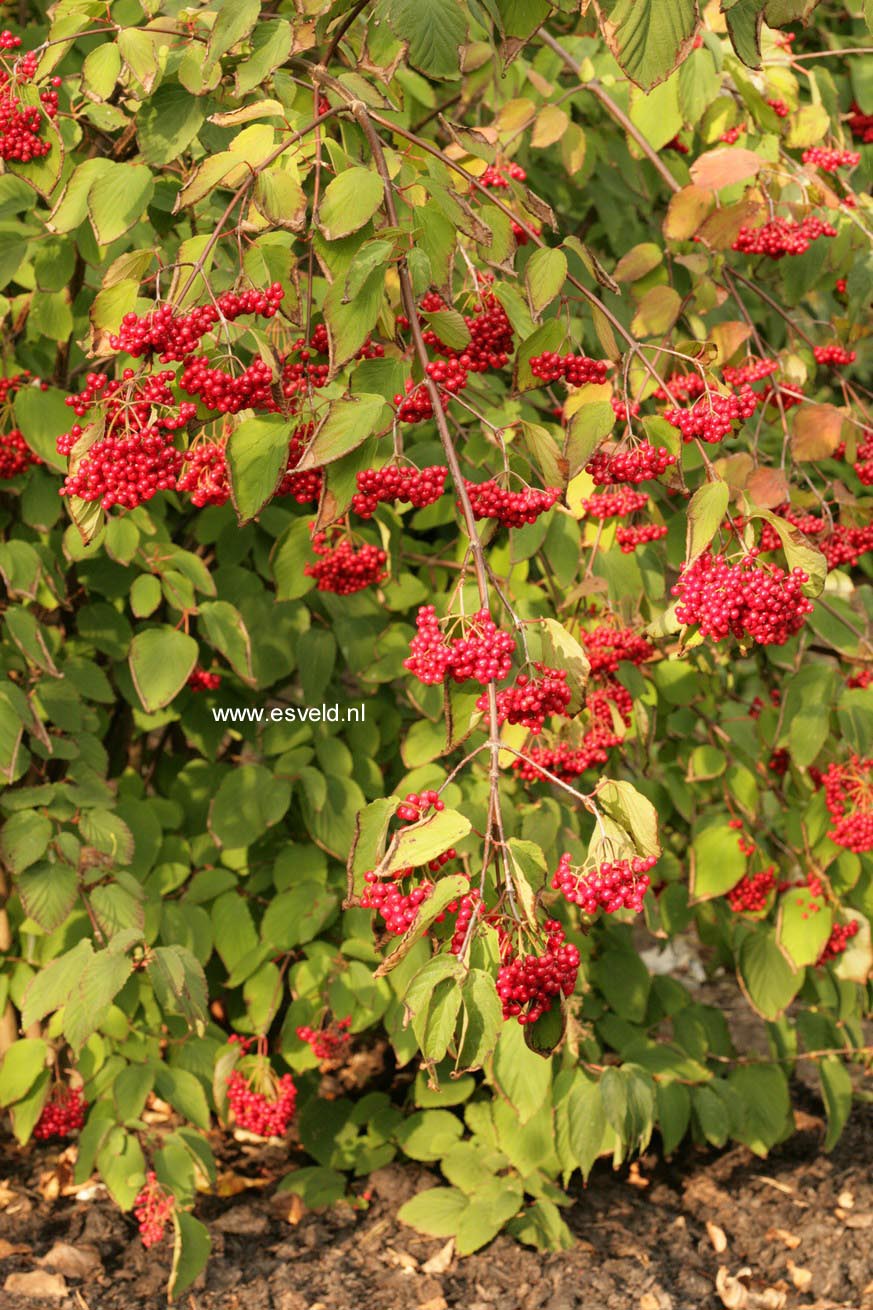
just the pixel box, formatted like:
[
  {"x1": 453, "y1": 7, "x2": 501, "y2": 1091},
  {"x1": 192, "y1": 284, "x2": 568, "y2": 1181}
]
[
  {"x1": 109, "y1": 285, "x2": 284, "y2": 362},
  {"x1": 60, "y1": 371, "x2": 196, "y2": 447},
  {"x1": 496, "y1": 920, "x2": 580, "y2": 1024},
  {"x1": 478, "y1": 664, "x2": 572, "y2": 734},
  {"x1": 479, "y1": 162, "x2": 527, "y2": 188},
  {"x1": 404, "y1": 606, "x2": 516, "y2": 686},
  {"x1": 581, "y1": 490, "x2": 649, "y2": 520},
  {"x1": 511, "y1": 725, "x2": 623, "y2": 783},
  {"x1": 133, "y1": 1172, "x2": 175, "y2": 1249},
  {"x1": 179, "y1": 354, "x2": 276, "y2": 414},
  {"x1": 296, "y1": 1017, "x2": 352, "y2": 1062},
  {"x1": 585, "y1": 443, "x2": 677, "y2": 485},
  {"x1": 616, "y1": 523, "x2": 668, "y2": 553},
  {"x1": 277, "y1": 422, "x2": 322, "y2": 504},
  {"x1": 464, "y1": 479, "x2": 561, "y2": 529},
  {"x1": 360, "y1": 853, "x2": 457, "y2": 935},
  {"x1": 187, "y1": 667, "x2": 221, "y2": 692},
  {"x1": 727, "y1": 868, "x2": 776, "y2": 914},
  {"x1": 721, "y1": 358, "x2": 780, "y2": 389},
  {"x1": 802, "y1": 147, "x2": 860, "y2": 172},
  {"x1": 177, "y1": 440, "x2": 229, "y2": 506},
  {"x1": 816, "y1": 919, "x2": 860, "y2": 966},
  {"x1": 529, "y1": 352, "x2": 609, "y2": 386},
  {"x1": 671, "y1": 551, "x2": 814, "y2": 646},
  {"x1": 813, "y1": 344, "x2": 856, "y2": 368},
  {"x1": 304, "y1": 532, "x2": 387, "y2": 595},
  {"x1": 33, "y1": 1084, "x2": 87, "y2": 1140},
  {"x1": 767, "y1": 98, "x2": 790, "y2": 117},
  {"x1": 0, "y1": 428, "x2": 40, "y2": 479},
  {"x1": 580, "y1": 623, "x2": 654, "y2": 678},
  {"x1": 0, "y1": 35, "x2": 61, "y2": 163},
  {"x1": 586, "y1": 679, "x2": 633, "y2": 728},
  {"x1": 226, "y1": 1065, "x2": 297, "y2": 1137},
  {"x1": 663, "y1": 387, "x2": 759, "y2": 444},
  {"x1": 553, "y1": 850, "x2": 656, "y2": 915},
  {"x1": 351, "y1": 465, "x2": 447, "y2": 518},
  {"x1": 847, "y1": 669, "x2": 873, "y2": 690},
  {"x1": 823, "y1": 756, "x2": 873, "y2": 852},
  {"x1": 848, "y1": 101, "x2": 873, "y2": 144},
  {"x1": 60, "y1": 429, "x2": 184, "y2": 510},
  {"x1": 396, "y1": 789, "x2": 444, "y2": 823},
  {"x1": 731, "y1": 215, "x2": 837, "y2": 258}
]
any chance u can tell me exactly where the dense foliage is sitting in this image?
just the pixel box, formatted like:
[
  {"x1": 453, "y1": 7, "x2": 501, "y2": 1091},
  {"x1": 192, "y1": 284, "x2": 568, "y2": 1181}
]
[{"x1": 0, "y1": 0, "x2": 872, "y2": 1294}]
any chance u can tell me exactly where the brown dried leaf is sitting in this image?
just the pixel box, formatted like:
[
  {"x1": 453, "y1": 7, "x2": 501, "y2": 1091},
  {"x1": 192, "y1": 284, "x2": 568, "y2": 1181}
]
[
  {"x1": 765, "y1": 1227, "x2": 801, "y2": 1249},
  {"x1": 746, "y1": 467, "x2": 789, "y2": 510},
  {"x1": 4, "y1": 1271, "x2": 68, "y2": 1300},
  {"x1": 792, "y1": 404, "x2": 845, "y2": 461},
  {"x1": 707, "y1": 1221, "x2": 728, "y2": 1253},
  {"x1": 716, "y1": 1266, "x2": 750, "y2": 1310},
  {"x1": 691, "y1": 148, "x2": 763, "y2": 191},
  {"x1": 38, "y1": 1243, "x2": 101, "y2": 1279},
  {"x1": 696, "y1": 199, "x2": 763, "y2": 251},
  {"x1": 421, "y1": 1239, "x2": 454, "y2": 1275},
  {"x1": 787, "y1": 1262, "x2": 813, "y2": 1291}
]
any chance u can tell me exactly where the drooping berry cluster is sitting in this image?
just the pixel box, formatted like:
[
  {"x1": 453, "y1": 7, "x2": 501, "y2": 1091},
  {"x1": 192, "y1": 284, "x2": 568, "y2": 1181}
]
[
  {"x1": 477, "y1": 162, "x2": 537, "y2": 242},
  {"x1": 586, "y1": 443, "x2": 677, "y2": 485},
  {"x1": 0, "y1": 428, "x2": 39, "y2": 478},
  {"x1": 581, "y1": 624, "x2": 654, "y2": 676},
  {"x1": 396, "y1": 789, "x2": 444, "y2": 823},
  {"x1": 511, "y1": 726, "x2": 623, "y2": 783},
  {"x1": 179, "y1": 354, "x2": 276, "y2": 414},
  {"x1": 552, "y1": 852, "x2": 656, "y2": 914},
  {"x1": 60, "y1": 430, "x2": 185, "y2": 511},
  {"x1": 581, "y1": 490, "x2": 649, "y2": 520},
  {"x1": 823, "y1": 757, "x2": 873, "y2": 852},
  {"x1": 464, "y1": 479, "x2": 561, "y2": 528},
  {"x1": 304, "y1": 533, "x2": 387, "y2": 595},
  {"x1": 226, "y1": 1066, "x2": 297, "y2": 1137},
  {"x1": 361, "y1": 871, "x2": 435, "y2": 934},
  {"x1": 296, "y1": 1017, "x2": 352, "y2": 1061},
  {"x1": 848, "y1": 101, "x2": 873, "y2": 144},
  {"x1": 109, "y1": 286, "x2": 284, "y2": 361},
  {"x1": 664, "y1": 387, "x2": 759, "y2": 444},
  {"x1": 671, "y1": 551, "x2": 814, "y2": 645},
  {"x1": 802, "y1": 147, "x2": 860, "y2": 173},
  {"x1": 616, "y1": 523, "x2": 668, "y2": 553},
  {"x1": 187, "y1": 667, "x2": 221, "y2": 692},
  {"x1": 731, "y1": 215, "x2": 837, "y2": 259},
  {"x1": 477, "y1": 665, "x2": 572, "y2": 733},
  {"x1": 816, "y1": 919, "x2": 860, "y2": 966},
  {"x1": 33, "y1": 1084, "x2": 87, "y2": 1140},
  {"x1": 726, "y1": 868, "x2": 776, "y2": 913},
  {"x1": 133, "y1": 1172, "x2": 175, "y2": 1249},
  {"x1": 767, "y1": 98, "x2": 790, "y2": 117},
  {"x1": 0, "y1": 36, "x2": 61, "y2": 164},
  {"x1": 351, "y1": 465, "x2": 447, "y2": 518},
  {"x1": 177, "y1": 441, "x2": 229, "y2": 507},
  {"x1": 529, "y1": 352, "x2": 609, "y2": 386},
  {"x1": 404, "y1": 606, "x2": 516, "y2": 686},
  {"x1": 813, "y1": 344, "x2": 856, "y2": 368},
  {"x1": 496, "y1": 921, "x2": 580, "y2": 1024}
]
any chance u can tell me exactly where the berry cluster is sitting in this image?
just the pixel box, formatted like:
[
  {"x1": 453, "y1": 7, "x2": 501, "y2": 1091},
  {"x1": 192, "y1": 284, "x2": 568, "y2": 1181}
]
[
  {"x1": 179, "y1": 355, "x2": 276, "y2": 414},
  {"x1": 396, "y1": 789, "x2": 444, "y2": 823},
  {"x1": 187, "y1": 668, "x2": 221, "y2": 692},
  {"x1": 823, "y1": 757, "x2": 873, "y2": 852},
  {"x1": 731, "y1": 215, "x2": 837, "y2": 259},
  {"x1": 304, "y1": 533, "x2": 387, "y2": 595},
  {"x1": 581, "y1": 490, "x2": 649, "y2": 520},
  {"x1": 529, "y1": 352, "x2": 609, "y2": 386},
  {"x1": 816, "y1": 919, "x2": 860, "y2": 966},
  {"x1": 616, "y1": 523, "x2": 668, "y2": 553},
  {"x1": 133, "y1": 1173, "x2": 174, "y2": 1249},
  {"x1": 33, "y1": 1084, "x2": 87, "y2": 1140},
  {"x1": 226, "y1": 1066, "x2": 297, "y2": 1136},
  {"x1": 0, "y1": 428, "x2": 39, "y2": 479},
  {"x1": 586, "y1": 680, "x2": 633, "y2": 728},
  {"x1": 802, "y1": 147, "x2": 861, "y2": 172},
  {"x1": 581, "y1": 624, "x2": 654, "y2": 677},
  {"x1": 177, "y1": 440, "x2": 230, "y2": 507},
  {"x1": 511, "y1": 725, "x2": 622, "y2": 783},
  {"x1": 60, "y1": 430, "x2": 184, "y2": 511},
  {"x1": 727, "y1": 868, "x2": 776, "y2": 914},
  {"x1": 477, "y1": 665, "x2": 572, "y2": 733},
  {"x1": 109, "y1": 286, "x2": 284, "y2": 361},
  {"x1": 664, "y1": 388, "x2": 758, "y2": 444},
  {"x1": 671, "y1": 551, "x2": 814, "y2": 645},
  {"x1": 360, "y1": 872, "x2": 435, "y2": 934},
  {"x1": 351, "y1": 465, "x2": 447, "y2": 518},
  {"x1": 848, "y1": 101, "x2": 873, "y2": 144},
  {"x1": 449, "y1": 890, "x2": 482, "y2": 955},
  {"x1": 767, "y1": 98, "x2": 790, "y2": 117},
  {"x1": 496, "y1": 921, "x2": 580, "y2": 1024},
  {"x1": 477, "y1": 162, "x2": 536, "y2": 243},
  {"x1": 552, "y1": 852, "x2": 656, "y2": 915},
  {"x1": 296, "y1": 1017, "x2": 352, "y2": 1061},
  {"x1": 586, "y1": 443, "x2": 677, "y2": 485},
  {"x1": 404, "y1": 606, "x2": 516, "y2": 686},
  {"x1": 0, "y1": 37, "x2": 61, "y2": 163},
  {"x1": 464, "y1": 479, "x2": 561, "y2": 528},
  {"x1": 813, "y1": 344, "x2": 856, "y2": 368}
]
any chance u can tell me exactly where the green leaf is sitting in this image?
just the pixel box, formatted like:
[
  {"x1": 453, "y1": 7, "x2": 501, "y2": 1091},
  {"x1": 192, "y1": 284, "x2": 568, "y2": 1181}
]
[
  {"x1": 21, "y1": 939, "x2": 93, "y2": 1029},
  {"x1": 738, "y1": 928, "x2": 803, "y2": 1021},
  {"x1": 776, "y1": 887, "x2": 833, "y2": 969},
  {"x1": 597, "y1": 779, "x2": 661, "y2": 860},
  {"x1": 170, "y1": 1212, "x2": 211, "y2": 1299},
  {"x1": 727, "y1": 1064, "x2": 789, "y2": 1154},
  {"x1": 686, "y1": 481, "x2": 729, "y2": 564},
  {"x1": 491, "y1": 1019, "x2": 551, "y2": 1124},
  {"x1": 396, "y1": 1109, "x2": 464, "y2": 1160},
  {"x1": 88, "y1": 165, "x2": 154, "y2": 245},
  {"x1": 18, "y1": 862, "x2": 78, "y2": 933},
  {"x1": 600, "y1": 1065, "x2": 655, "y2": 1156},
  {"x1": 318, "y1": 168, "x2": 384, "y2": 241},
  {"x1": 525, "y1": 247, "x2": 567, "y2": 317},
  {"x1": 724, "y1": 0, "x2": 765, "y2": 68},
  {"x1": 209, "y1": 765, "x2": 291, "y2": 849},
  {"x1": 566, "y1": 1073, "x2": 608, "y2": 1179},
  {"x1": 203, "y1": 0, "x2": 260, "y2": 71},
  {"x1": 383, "y1": 0, "x2": 468, "y2": 79},
  {"x1": 277, "y1": 1166, "x2": 347, "y2": 1206},
  {"x1": 564, "y1": 402, "x2": 614, "y2": 479},
  {"x1": 235, "y1": 20, "x2": 293, "y2": 96},
  {"x1": 657, "y1": 1081, "x2": 691, "y2": 1155},
  {"x1": 751, "y1": 510, "x2": 827, "y2": 597},
  {"x1": 129, "y1": 628, "x2": 198, "y2": 712},
  {"x1": 689, "y1": 822, "x2": 746, "y2": 900},
  {"x1": 114, "y1": 1063, "x2": 155, "y2": 1124},
  {"x1": 63, "y1": 949, "x2": 134, "y2": 1052},
  {"x1": 12, "y1": 386, "x2": 71, "y2": 472},
  {"x1": 154, "y1": 1066, "x2": 211, "y2": 1131},
  {"x1": 296, "y1": 394, "x2": 387, "y2": 471},
  {"x1": 261, "y1": 883, "x2": 338, "y2": 950},
  {"x1": 594, "y1": 0, "x2": 701, "y2": 91},
  {"x1": 197, "y1": 601, "x2": 253, "y2": 682},
  {"x1": 397, "y1": 1185, "x2": 469, "y2": 1237},
  {"x1": 137, "y1": 83, "x2": 205, "y2": 166},
  {"x1": 0, "y1": 1039, "x2": 49, "y2": 1106},
  {"x1": 147, "y1": 946, "x2": 208, "y2": 1034},
  {"x1": 819, "y1": 1057, "x2": 853, "y2": 1151},
  {"x1": 227, "y1": 415, "x2": 294, "y2": 524},
  {"x1": 456, "y1": 970, "x2": 503, "y2": 1070},
  {"x1": 0, "y1": 811, "x2": 52, "y2": 874},
  {"x1": 376, "y1": 808, "x2": 471, "y2": 878}
]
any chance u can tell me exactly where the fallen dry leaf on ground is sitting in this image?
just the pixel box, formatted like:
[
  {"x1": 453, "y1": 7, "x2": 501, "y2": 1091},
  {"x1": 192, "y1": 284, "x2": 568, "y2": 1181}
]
[{"x1": 4, "y1": 1269, "x2": 68, "y2": 1299}]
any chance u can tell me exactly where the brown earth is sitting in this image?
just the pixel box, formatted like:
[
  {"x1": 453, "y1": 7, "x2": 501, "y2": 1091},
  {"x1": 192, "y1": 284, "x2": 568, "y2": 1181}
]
[{"x1": 0, "y1": 1097, "x2": 871, "y2": 1310}]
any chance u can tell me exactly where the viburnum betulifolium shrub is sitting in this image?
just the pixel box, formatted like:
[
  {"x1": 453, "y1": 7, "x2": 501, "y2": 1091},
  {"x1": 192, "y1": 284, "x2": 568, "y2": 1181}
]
[{"x1": 0, "y1": 0, "x2": 872, "y2": 1292}]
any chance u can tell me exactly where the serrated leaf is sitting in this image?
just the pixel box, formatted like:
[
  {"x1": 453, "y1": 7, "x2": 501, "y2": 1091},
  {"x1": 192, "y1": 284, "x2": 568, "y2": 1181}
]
[
  {"x1": 318, "y1": 168, "x2": 384, "y2": 241},
  {"x1": 129, "y1": 628, "x2": 198, "y2": 713},
  {"x1": 525, "y1": 247, "x2": 567, "y2": 316},
  {"x1": 295, "y1": 394, "x2": 386, "y2": 471},
  {"x1": 686, "y1": 481, "x2": 729, "y2": 564},
  {"x1": 227, "y1": 415, "x2": 293, "y2": 523}
]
